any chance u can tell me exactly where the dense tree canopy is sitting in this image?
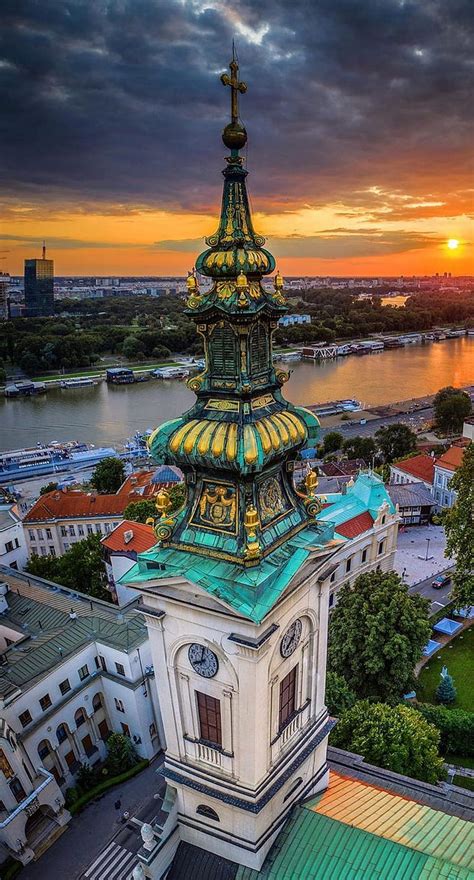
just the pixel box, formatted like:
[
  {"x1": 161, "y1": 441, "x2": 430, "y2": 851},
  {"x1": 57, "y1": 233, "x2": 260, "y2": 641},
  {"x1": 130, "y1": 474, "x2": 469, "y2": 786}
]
[
  {"x1": 375, "y1": 423, "x2": 417, "y2": 463},
  {"x1": 434, "y1": 387, "x2": 472, "y2": 434},
  {"x1": 325, "y1": 672, "x2": 357, "y2": 717},
  {"x1": 321, "y1": 431, "x2": 344, "y2": 456},
  {"x1": 124, "y1": 483, "x2": 187, "y2": 523},
  {"x1": 90, "y1": 457, "x2": 125, "y2": 494},
  {"x1": 328, "y1": 570, "x2": 431, "y2": 701},
  {"x1": 444, "y1": 442, "x2": 474, "y2": 609},
  {"x1": 2, "y1": 288, "x2": 473, "y2": 374},
  {"x1": 342, "y1": 435, "x2": 377, "y2": 461},
  {"x1": 330, "y1": 701, "x2": 444, "y2": 783},
  {"x1": 26, "y1": 535, "x2": 109, "y2": 601}
]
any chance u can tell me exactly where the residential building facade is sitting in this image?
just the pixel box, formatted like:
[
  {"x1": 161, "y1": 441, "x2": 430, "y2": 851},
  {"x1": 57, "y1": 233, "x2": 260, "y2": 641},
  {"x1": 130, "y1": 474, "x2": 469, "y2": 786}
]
[
  {"x1": 0, "y1": 567, "x2": 163, "y2": 862},
  {"x1": 102, "y1": 520, "x2": 157, "y2": 605},
  {"x1": 390, "y1": 453, "x2": 435, "y2": 491},
  {"x1": 22, "y1": 471, "x2": 158, "y2": 560},
  {"x1": 0, "y1": 504, "x2": 27, "y2": 571},
  {"x1": 432, "y1": 445, "x2": 466, "y2": 509}
]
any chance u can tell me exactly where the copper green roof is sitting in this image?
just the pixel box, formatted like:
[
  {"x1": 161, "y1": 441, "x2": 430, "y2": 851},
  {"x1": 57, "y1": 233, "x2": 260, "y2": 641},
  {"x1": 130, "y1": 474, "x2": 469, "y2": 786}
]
[
  {"x1": 122, "y1": 472, "x2": 393, "y2": 622},
  {"x1": 236, "y1": 773, "x2": 474, "y2": 880},
  {"x1": 0, "y1": 568, "x2": 146, "y2": 698},
  {"x1": 122, "y1": 519, "x2": 337, "y2": 624}
]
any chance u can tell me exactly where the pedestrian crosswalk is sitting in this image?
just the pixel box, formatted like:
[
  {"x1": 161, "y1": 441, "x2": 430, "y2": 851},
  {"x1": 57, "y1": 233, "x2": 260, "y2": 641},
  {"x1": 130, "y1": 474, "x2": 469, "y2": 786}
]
[{"x1": 83, "y1": 841, "x2": 138, "y2": 880}]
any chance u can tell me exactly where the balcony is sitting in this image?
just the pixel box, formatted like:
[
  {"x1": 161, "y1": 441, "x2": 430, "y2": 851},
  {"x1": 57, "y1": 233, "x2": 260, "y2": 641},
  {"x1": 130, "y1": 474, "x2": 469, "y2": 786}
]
[{"x1": 196, "y1": 742, "x2": 222, "y2": 768}]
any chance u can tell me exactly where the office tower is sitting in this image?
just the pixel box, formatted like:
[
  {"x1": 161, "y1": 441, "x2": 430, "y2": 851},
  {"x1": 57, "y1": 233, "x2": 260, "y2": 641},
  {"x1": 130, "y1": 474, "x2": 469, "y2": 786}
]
[{"x1": 24, "y1": 243, "x2": 54, "y2": 317}]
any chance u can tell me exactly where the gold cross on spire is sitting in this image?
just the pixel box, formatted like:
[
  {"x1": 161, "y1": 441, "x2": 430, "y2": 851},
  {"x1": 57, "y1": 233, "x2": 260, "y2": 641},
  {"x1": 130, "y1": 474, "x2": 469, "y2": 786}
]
[{"x1": 221, "y1": 56, "x2": 247, "y2": 124}]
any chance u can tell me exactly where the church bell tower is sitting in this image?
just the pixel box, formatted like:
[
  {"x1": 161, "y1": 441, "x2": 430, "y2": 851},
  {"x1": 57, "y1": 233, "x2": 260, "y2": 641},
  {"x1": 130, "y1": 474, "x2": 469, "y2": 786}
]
[{"x1": 123, "y1": 56, "x2": 339, "y2": 873}]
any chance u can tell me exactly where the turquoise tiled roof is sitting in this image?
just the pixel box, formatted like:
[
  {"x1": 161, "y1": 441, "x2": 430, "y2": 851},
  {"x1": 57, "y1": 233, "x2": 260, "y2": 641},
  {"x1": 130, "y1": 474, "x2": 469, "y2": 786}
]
[
  {"x1": 122, "y1": 519, "x2": 336, "y2": 624},
  {"x1": 122, "y1": 472, "x2": 394, "y2": 623}
]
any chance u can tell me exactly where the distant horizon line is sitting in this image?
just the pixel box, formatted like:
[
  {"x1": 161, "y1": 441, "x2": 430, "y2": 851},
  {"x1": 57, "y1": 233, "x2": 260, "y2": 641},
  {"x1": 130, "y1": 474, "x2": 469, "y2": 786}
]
[{"x1": 6, "y1": 273, "x2": 472, "y2": 281}]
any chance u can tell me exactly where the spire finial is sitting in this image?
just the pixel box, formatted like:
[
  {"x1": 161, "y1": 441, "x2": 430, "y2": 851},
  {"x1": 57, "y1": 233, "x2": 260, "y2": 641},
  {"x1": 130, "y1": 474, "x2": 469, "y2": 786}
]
[
  {"x1": 221, "y1": 51, "x2": 247, "y2": 125},
  {"x1": 220, "y1": 51, "x2": 247, "y2": 152},
  {"x1": 42, "y1": 241, "x2": 46, "y2": 260}
]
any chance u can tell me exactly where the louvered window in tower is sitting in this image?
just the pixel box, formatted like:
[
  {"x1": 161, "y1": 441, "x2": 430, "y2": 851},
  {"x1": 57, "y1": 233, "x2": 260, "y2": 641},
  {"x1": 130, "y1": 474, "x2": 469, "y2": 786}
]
[
  {"x1": 250, "y1": 322, "x2": 269, "y2": 376},
  {"x1": 210, "y1": 323, "x2": 238, "y2": 378}
]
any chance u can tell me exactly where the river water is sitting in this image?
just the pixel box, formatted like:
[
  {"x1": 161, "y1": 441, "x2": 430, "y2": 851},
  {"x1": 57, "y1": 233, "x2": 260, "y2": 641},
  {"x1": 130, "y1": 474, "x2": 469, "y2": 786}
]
[{"x1": 1, "y1": 338, "x2": 472, "y2": 452}]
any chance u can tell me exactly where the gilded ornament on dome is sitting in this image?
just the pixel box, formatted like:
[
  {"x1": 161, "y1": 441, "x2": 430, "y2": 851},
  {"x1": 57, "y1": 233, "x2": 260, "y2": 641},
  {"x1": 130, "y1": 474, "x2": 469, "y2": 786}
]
[
  {"x1": 191, "y1": 482, "x2": 237, "y2": 532},
  {"x1": 187, "y1": 373, "x2": 204, "y2": 392},
  {"x1": 275, "y1": 369, "x2": 289, "y2": 385},
  {"x1": 205, "y1": 398, "x2": 239, "y2": 412},
  {"x1": 258, "y1": 477, "x2": 286, "y2": 523},
  {"x1": 216, "y1": 281, "x2": 234, "y2": 300},
  {"x1": 252, "y1": 393, "x2": 274, "y2": 410}
]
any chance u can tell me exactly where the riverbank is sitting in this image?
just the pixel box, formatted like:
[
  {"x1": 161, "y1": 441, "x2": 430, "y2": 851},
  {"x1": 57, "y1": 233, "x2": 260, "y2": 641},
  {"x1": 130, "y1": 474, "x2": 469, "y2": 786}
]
[
  {"x1": 316, "y1": 384, "x2": 474, "y2": 429},
  {"x1": 1, "y1": 337, "x2": 472, "y2": 451}
]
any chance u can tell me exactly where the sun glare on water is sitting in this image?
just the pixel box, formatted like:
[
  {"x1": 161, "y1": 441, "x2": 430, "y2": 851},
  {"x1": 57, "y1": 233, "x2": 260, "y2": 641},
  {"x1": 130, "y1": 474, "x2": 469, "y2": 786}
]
[{"x1": 447, "y1": 239, "x2": 459, "y2": 250}]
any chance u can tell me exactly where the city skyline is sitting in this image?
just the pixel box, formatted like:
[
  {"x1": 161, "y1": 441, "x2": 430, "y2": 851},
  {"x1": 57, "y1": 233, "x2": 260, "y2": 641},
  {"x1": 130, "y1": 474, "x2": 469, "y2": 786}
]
[{"x1": 1, "y1": 0, "x2": 473, "y2": 276}]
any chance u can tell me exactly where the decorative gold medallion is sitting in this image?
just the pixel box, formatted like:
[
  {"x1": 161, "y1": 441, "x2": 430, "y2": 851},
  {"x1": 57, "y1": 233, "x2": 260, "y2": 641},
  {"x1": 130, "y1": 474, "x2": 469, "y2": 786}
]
[
  {"x1": 258, "y1": 476, "x2": 286, "y2": 523},
  {"x1": 191, "y1": 481, "x2": 237, "y2": 532}
]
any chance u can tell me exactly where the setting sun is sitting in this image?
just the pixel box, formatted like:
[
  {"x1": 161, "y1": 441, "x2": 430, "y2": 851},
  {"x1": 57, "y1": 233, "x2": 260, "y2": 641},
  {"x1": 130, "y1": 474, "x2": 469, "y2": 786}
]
[{"x1": 447, "y1": 238, "x2": 460, "y2": 249}]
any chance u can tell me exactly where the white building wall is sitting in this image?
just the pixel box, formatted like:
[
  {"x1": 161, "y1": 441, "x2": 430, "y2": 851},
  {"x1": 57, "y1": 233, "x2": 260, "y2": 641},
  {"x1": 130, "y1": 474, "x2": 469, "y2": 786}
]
[
  {"x1": 0, "y1": 507, "x2": 28, "y2": 570},
  {"x1": 24, "y1": 514, "x2": 124, "y2": 559},
  {"x1": 432, "y1": 465, "x2": 457, "y2": 509}
]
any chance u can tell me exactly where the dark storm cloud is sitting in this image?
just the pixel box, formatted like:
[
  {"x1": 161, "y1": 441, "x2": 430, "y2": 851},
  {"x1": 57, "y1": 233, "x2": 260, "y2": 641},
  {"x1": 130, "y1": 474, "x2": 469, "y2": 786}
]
[
  {"x1": 0, "y1": 0, "x2": 472, "y2": 213},
  {"x1": 153, "y1": 228, "x2": 440, "y2": 258}
]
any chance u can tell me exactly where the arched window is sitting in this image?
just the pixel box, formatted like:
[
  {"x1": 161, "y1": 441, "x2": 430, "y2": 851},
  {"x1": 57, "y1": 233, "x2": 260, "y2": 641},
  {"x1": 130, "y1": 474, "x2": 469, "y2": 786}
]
[
  {"x1": 196, "y1": 804, "x2": 219, "y2": 822},
  {"x1": 56, "y1": 724, "x2": 68, "y2": 744},
  {"x1": 92, "y1": 693, "x2": 102, "y2": 712},
  {"x1": 74, "y1": 708, "x2": 87, "y2": 728},
  {"x1": 249, "y1": 322, "x2": 269, "y2": 376},
  {"x1": 37, "y1": 740, "x2": 50, "y2": 761},
  {"x1": 210, "y1": 323, "x2": 238, "y2": 379}
]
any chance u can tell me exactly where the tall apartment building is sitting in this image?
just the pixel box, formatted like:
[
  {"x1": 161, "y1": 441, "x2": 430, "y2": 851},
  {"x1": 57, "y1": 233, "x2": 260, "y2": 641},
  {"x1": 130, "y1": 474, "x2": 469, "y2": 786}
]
[{"x1": 24, "y1": 244, "x2": 54, "y2": 317}]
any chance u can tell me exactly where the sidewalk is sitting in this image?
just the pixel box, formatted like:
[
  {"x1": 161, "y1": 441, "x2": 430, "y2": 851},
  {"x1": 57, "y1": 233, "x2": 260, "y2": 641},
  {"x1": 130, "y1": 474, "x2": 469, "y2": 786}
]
[
  {"x1": 19, "y1": 757, "x2": 163, "y2": 880},
  {"x1": 394, "y1": 524, "x2": 454, "y2": 586}
]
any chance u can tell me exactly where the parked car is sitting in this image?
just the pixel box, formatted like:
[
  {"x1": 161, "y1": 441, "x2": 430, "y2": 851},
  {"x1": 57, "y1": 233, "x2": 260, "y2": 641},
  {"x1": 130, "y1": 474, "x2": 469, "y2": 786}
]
[{"x1": 432, "y1": 573, "x2": 451, "y2": 590}]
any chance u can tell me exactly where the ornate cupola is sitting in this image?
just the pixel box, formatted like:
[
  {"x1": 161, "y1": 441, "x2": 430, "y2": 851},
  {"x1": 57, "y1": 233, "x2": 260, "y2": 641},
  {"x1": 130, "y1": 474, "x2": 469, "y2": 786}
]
[{"x1": 146, "y1": 56, "x2": 321, "y2": 567}]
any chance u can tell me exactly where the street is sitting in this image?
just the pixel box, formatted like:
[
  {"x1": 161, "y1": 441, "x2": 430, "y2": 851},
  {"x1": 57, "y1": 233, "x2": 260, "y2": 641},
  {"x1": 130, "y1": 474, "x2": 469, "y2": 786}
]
[{"x1": 19, "y1": 757, "x2": 165, "y2": 880}]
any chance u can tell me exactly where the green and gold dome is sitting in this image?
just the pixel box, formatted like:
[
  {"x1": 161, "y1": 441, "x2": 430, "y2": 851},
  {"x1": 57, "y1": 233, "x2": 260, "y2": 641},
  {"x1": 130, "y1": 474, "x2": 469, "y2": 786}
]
[{"x1": 147, "y1": 57, "x2": 320, "y2": 567}]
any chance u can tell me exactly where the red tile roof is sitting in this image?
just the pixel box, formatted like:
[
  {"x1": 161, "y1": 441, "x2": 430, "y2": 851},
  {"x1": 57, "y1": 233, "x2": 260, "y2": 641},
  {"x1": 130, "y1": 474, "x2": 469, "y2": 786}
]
[
  {"x1": 435, "y1": 445, "x2": 465, "y2": 472},
  {"x1": 101, "y1": 520, "x2": 156, "y2": 554},
  {"x1": 24, "y1": 489, "x2": 133, "y2": 522},
  {"x1": 118, "y1": 470, "x2": 155, "y2": 496},
  {"x1": 320, "y1": 459, "x2": 366, "y2": 477},
  {"x1": 336, "y1": 510, "x2": 374, "y2": 538},
  {"x1": 392, "y1": 454, "x2": 435, "y2": 484}
]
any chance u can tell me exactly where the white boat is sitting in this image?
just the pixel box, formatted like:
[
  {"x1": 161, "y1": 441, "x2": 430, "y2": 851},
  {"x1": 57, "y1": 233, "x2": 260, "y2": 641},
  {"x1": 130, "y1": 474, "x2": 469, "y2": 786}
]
[
  {"x1": 273, "y1": 351, "x2": 301, "y2": 362},
  {"x1": 468, "y1": 329, "x2": 474, "y2": 337},
  {"x1": 445, "y1": 329, "x2": 466, "y2": 338},
  {"x1": 152, "y1": 367, "x2": 190, "y2": 379},
  {"x1": 60, "y1": 377, "x2": 97, "y2": 388}
]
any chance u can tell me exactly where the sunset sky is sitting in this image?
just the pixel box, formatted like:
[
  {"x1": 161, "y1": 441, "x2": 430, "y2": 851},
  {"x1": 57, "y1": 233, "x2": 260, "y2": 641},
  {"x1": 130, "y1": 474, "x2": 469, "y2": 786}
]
[{"x1": 1, "y1": 0, "x2": 473, "y2": 277}]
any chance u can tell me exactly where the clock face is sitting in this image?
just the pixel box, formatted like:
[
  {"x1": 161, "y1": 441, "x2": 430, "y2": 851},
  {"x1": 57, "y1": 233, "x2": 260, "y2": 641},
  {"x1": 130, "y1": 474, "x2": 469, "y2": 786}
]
[
  {"x1": 280, "y1": 619, "x2": 302, "y2": 658},
  {"x1": 188, "y1": 644, "x2": 219, "y2": 678}
]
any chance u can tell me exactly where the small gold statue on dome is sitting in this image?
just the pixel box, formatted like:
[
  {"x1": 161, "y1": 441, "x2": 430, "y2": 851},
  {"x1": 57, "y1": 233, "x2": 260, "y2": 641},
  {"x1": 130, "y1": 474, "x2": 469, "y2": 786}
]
[
  {"x1": 273, "y1": 269, "x2": 285, "y2": 303},
  {"x1": 155, "y1": 488, "x2": 172, "y2": 519},
  {"x1": 244, "y1": 503, "x2": 261, "y2": 560},
  {"x1": 186, "y1": 269, "x2": 202, "y2": 309},
  {"x1": 236, "y1": 270, "x2": 249, "y2": 308},
  {"x1": 305, "y1": 467, "x2": 318, "y2": 497}
]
